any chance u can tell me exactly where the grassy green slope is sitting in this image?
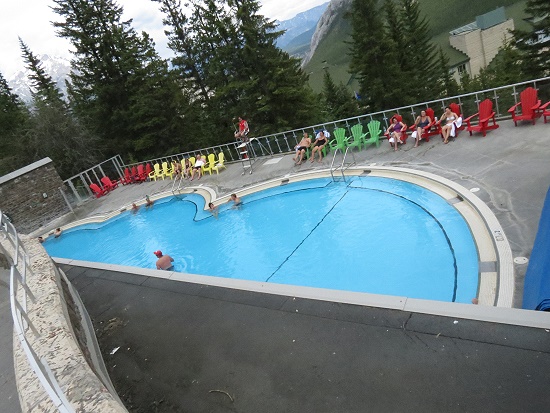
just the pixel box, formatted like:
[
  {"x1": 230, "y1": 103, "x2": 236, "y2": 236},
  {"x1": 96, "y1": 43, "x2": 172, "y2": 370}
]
[{"x1": 304, "y1": 0, "x2": 528, "y2": 93}]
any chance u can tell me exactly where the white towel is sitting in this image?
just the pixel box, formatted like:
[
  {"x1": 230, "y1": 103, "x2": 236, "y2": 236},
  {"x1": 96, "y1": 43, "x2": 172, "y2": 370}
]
[{"x1": 451, "y1": 117, "x2": 463, "y2": 137}]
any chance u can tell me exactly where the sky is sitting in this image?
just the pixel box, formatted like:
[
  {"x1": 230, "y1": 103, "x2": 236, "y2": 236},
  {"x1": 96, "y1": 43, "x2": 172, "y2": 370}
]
[{"x1": 0, "y1": 0, "x2": 328, "y2": 79}]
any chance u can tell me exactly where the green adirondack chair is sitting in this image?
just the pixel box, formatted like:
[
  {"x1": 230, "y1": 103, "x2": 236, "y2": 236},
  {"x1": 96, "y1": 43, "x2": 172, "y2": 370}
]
[
  {"x1": 365, "y1": 120, "x2": 382, "y2": 148},
  {"x1": 347, "y1": 124, "x2": 367, "y2": 152},
  {"x1": 329, "y1": 128, "x2": 348, "y2": 152}
]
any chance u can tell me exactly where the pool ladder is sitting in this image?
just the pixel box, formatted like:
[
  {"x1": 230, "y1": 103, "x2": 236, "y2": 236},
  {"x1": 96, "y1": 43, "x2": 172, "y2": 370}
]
[
  {"x1": 171, "y1": 174, "x2": 186, "y2": 197},
  {"x1": 330, "y1": 146, "x2": 356, "y2": 182}
]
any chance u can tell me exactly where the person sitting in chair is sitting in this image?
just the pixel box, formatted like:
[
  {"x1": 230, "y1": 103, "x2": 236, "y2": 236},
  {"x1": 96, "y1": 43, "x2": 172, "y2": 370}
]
[
  {"x1": 412, "y1": 110, "x2": 432, "y2": 148},
  {"x1": 440, "y1": 106, "x2": 460, "y2": 144},
  {"x1": 310, "y1": 130, "x2": 330, "y2": 163},
  {"x1": 386, "y1": 117, "x2": 406, "y2": 151},
  {"x1": 234, "y1": 116, "x2": 249, "y2": 142},
  {"x1": 190, "y1": 155, "x2": 205, "y2": 181},
  {"x1": 293, "y1": 132, "x2": 312, "y2": 165}
]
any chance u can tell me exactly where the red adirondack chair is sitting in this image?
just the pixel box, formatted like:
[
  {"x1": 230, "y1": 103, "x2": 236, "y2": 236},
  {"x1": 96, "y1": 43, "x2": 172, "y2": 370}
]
[
  {"x1": 448, "y1": 102, "x2": 464, "y2": 137},
  {"x1": 507, "y1": 87, "x2": 542, "y2": 126},
  {"x1": 541, "y1": 101, "x2": 550, "y2": 123},
  {"x1": 90, "y1": 183, "x2": 108, "y2": 198},
  {"x1": 384, "y1": 114, "x2": 408, "y2": 146},
  {"x1": 145, "y1": 163, "x2": 152, "y2": 179},
  {"x1": 409, "y1": 108, "x2": 438, "y2": 142},
  {"x1": 100, "y1": 176, "x2": 119, "y2": 191},
  {"x1": 131, "y1": 166, "x2": 139, "y2": 182},
  {"x1": 120, "y1": 168, "x2": 133, "y2": 185},
  {"x1": 464, "y1": 99, "x2": 499, "y2": 137},
  {"x1": 135, "y1": 164, "x2": 148, "y2": 182}
]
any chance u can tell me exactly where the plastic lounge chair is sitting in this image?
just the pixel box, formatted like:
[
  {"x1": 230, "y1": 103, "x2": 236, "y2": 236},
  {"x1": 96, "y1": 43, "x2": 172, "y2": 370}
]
[
  {"x1": 212, "y1": 152, "x2": 226, "y2": 174},
  {"x1": 202, "y1": 153, "x2": 216, "y2": 175},
  {"x1": 145, "y1": 163, "x2": 152, "y2": 180},
  {"x1": 447, "y1": 103, "x2": 464, "y2": 138},
  {"x1": 329, "y1": 128, "x2": 348, "y2": 152},
  {"x1": 347, "y1": 124, "x2": 366, "y2": 152},
  {"x1": 162, "y1": 161, "x2": 174, "y2": 179},
  {"x1": 409, "y1": 108, "x2": 439, "y2": 142},
  {"x1": 148, "y1": 163, "x2": 164, "y2": 181},
  {"x1": 100, "y1": 176, "x2": 119, "y2": 191},
  {"x1": 136, "y1": 164, "x2": 148, "y2": 182},
  {"x1": 464, "y1": 99, "x2": 499, "y2": 137},
  {"x1": 120, "y1": 168, "x2": 133, "y2": 185},
  {"x1": 508, "y1": 87, "x2": 542, "y2": 126},
  {"x1": 90, "y1": 183, "x2": 108, "y2": 198},
  {"x1": 189, "y1": 157, "x2": 196, "y2": 168},
  {"x1": 364, "y1": 120, "x2": 382, "y2": 148},
  {"x1": 541, "y1": 101, "x2": 550, "y2": 123},
  {"x1": 384, "y1": 114, "x2": 408, "y2": 146}
]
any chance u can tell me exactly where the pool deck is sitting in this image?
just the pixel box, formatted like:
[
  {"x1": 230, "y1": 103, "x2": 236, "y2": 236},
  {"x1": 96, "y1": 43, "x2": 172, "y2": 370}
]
[{"x1": 17, "y1": 118, "x2": 550, "y2": 412}]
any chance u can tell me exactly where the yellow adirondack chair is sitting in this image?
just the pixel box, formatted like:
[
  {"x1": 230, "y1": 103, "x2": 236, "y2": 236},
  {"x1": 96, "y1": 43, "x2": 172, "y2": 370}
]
[
  {"x1": 202, "y1": 153, "x2": 216, "y2": 175},
  {"x1": 148, "y1": 163, "x2": 164, "y2": 181},
  {"x1": 212, "y1": 152, "x2": 226, "y2": 174},
  {"x1": 162, "y1": 161, "x2": 174, "y2": 179}
]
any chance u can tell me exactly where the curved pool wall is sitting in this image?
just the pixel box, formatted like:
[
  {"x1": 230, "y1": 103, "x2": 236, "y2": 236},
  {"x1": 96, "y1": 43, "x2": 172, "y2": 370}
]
[
  {"x1": 45, "y1": 176, "x2": 478, "y2": 304},
  {"x1": 47, "y1": 167, "x2": 514, "y2": 308}
]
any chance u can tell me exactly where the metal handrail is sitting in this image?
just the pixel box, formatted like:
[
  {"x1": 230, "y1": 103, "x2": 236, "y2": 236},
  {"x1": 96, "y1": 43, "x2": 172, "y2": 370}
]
[
  {"x1": 60, "y1": 76, "x2": 550, "y2": 208},
  {"x1": 1, "y1": 211, "x2": 75, "y2": 413},
  {"x1": 124, "y1": 76, "x2": 550, "y2": 171}
]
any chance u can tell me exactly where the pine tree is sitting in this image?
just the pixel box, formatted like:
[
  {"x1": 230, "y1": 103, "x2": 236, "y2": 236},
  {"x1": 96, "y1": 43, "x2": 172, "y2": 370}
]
[
  {"x1": 19, "y1": 39, "x2": 66, "y2": 105},
  {"x1": 18, "y1": 41, "x2": 99, "y2": 178},
  {"x1": 156, "y1": 0, "x2": 317, "y2": 139},
  {"x1": 348, "y1": 0, "x2": 400, "y2": 110},
  {"x1": 52, "y1": 0, "x2": 187, "y2": 159},
  {"x1": 0, "y1": 73, "x2": 30, "y2": 175},
  {"x1": 321, "y1": 70, "x2": 359, "y2": 120},
  {"x1": 513, "y1": 0, "x2": 550, "y2": 79}
]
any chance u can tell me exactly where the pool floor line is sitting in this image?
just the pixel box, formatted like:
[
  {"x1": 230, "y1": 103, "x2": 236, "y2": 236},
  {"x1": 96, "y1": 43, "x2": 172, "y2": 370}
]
[{"x1": 265, "y1": 187, "x2": 349, "y2": 283}]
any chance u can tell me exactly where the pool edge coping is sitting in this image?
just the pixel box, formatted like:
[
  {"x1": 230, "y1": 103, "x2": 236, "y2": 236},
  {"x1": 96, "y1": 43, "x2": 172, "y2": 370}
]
[
  {"x1": 53, "y1": 257, "x2": 549, "y2": 329},
  {"x1": 48, "y1": 166, "x2": 513, "y2": 308}
]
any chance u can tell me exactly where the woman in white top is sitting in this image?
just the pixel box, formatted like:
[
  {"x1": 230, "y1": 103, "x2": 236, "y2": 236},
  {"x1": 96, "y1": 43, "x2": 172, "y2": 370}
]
[
  {"x1": 190, "y1": 155, "x2": 205, "y2": 181},
  {"x1": 440, "y1": 106, "x2": 459, "y2": 144}
]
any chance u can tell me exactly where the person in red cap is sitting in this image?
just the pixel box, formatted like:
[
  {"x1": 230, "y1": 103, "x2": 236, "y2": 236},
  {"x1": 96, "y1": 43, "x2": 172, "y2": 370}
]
[{"x1": 154, "y1": 250, "x2": 174, "y2": 270}]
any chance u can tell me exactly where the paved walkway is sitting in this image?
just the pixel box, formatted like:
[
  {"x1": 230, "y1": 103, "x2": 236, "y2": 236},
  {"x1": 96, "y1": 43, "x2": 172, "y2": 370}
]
[
  {"x1": 0, "y1": 268, "x2": 22, "y2": 413},
  {"x1": 17, "y1": 118, "x2": 550, "y2": 412}
]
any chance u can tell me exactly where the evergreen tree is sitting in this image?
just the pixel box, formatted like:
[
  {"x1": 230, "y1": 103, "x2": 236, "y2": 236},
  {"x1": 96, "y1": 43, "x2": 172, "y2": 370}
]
[
  {"x1": 0, "y1": 73, "x2": 30, "y2": 176},
  {"x1": 52, "y1": 0, "x2": 187, "y2": 159},
  {"x1": 156, "y1": 0, "x2": 317, "y2": 140},
  {"x1": 434, "y1": 48, "x2": 459, "y2": 98},
  {"x1": 321, "y1": 70, "x2": 359, "y2": 120},
  {"x1": 19, "y1": 38, "x2": 66, "y2": 105},
  {"x1": 348, "y1": 0, "x2": 400, "y2": 110},
  {"x1": 18, "y1": 41, "x2": 99, "y2": 178},
  {"x1": 513, "y1": 0, "x2": 550, "y2": 79}
]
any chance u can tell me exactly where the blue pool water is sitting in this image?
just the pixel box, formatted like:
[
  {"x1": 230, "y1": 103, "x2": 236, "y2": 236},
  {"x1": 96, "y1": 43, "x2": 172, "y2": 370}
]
[{"x1": 45, "y1": 177, "x2": 479, "y2": 303}]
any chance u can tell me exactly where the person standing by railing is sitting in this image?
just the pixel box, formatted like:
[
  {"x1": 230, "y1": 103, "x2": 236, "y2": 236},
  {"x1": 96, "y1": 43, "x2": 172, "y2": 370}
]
[{"x1": 234, "y1": 116, "x2": 249, "y2": 142}]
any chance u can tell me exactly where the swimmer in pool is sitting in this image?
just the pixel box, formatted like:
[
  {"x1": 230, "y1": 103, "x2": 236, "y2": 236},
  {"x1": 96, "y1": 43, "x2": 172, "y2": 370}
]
[{"x1": 228, "y1": 193, "x2": 242, "y2": 209}]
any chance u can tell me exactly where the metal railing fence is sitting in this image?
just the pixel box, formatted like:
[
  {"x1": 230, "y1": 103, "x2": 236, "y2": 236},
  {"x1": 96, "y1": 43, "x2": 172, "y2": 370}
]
[
  {"x1": 1, "y1": 211, "x2": 75, "y2": 413},
  {"x1": 61, "y1": 77, "x2": 550, "y2": 206}
]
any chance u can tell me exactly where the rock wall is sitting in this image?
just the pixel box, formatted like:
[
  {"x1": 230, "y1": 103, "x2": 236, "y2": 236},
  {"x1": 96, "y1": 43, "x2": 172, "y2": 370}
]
[
  {"x1": 0, "y1": 158, "x2": 70, "y2": 234},
  {"x1": 3, "y1": 234, "x2": 127, "y2": 412},
  {"x1": 302, "y1": 0, "x2": 352, "y2": 66}
]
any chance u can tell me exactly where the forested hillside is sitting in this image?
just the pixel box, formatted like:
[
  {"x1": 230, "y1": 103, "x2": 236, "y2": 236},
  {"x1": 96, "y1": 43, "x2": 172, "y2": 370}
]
[{"x1": 304, "y1": 0, "x2": 529, "y2": 92}]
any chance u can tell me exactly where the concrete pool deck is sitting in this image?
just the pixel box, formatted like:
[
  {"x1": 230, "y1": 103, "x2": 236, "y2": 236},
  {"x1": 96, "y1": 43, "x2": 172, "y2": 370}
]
[{"x1": 10, "y1": 118, "x2": 550, "y2": 412}]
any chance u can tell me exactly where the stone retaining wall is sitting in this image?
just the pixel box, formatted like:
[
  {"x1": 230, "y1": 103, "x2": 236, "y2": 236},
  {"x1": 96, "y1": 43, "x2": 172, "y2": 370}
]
[
  {"x1": 2, "y1": 235, "x2": 127, "y2": 412},
  {"x1": 0, "y1": 158, "x2": 70, "y2": 234}
]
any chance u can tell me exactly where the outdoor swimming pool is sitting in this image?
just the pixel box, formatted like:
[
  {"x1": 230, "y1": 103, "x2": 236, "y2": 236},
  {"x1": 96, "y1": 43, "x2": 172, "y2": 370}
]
[{"x1": 45, "y1": 176, "x2": 479, "y2": 303}]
